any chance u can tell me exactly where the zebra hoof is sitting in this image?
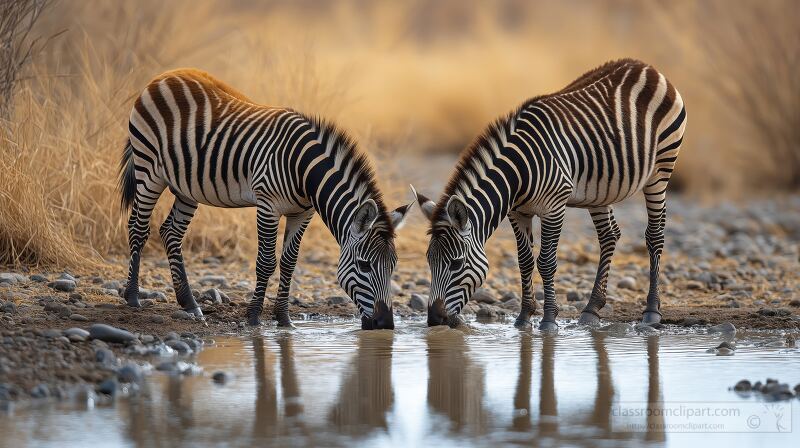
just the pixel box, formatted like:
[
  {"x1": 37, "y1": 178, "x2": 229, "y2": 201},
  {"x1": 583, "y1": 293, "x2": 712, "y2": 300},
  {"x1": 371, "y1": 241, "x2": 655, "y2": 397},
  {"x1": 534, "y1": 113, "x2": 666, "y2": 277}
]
[
  {"x1": 513, "y1": 318, "x2": 533, "y2": 329},
  {"x1": 578, "y1": 312, "x2": 601, "y2": 326},
  {"x1": 642, "y1": 311, "x2": 662, "y2": 324},
  {"x1": 539, "y1": 320, "x2": 559, "y2": 333}
]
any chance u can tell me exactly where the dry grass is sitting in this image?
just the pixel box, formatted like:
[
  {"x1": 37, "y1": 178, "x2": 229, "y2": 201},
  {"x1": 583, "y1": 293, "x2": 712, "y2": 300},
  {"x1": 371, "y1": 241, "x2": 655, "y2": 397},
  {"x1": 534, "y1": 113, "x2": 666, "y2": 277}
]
[{"x1": 0, "y1": 0, "x2": 797, "y2": 268}]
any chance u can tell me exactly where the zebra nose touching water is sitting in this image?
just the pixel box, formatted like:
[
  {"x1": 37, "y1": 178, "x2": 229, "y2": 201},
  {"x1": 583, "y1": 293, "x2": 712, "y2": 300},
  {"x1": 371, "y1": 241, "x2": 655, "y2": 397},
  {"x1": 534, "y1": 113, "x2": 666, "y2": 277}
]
[
  {"x1": 118, "y1": 69, "x2": 412, "y2": 330},
  {"x1": 415, "y1": 59, "x2": 687, "y2": 332}
]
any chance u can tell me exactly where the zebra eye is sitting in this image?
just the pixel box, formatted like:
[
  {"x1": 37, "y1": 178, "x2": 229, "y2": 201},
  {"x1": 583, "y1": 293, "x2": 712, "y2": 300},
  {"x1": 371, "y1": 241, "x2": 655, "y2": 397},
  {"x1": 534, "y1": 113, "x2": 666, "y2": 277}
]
[
  {"x1": 357, "y1": 258, "x2": 371, "y2": 273},
  {"x1": 449, "y1": 257, "x2": 465, "y2": 272}
]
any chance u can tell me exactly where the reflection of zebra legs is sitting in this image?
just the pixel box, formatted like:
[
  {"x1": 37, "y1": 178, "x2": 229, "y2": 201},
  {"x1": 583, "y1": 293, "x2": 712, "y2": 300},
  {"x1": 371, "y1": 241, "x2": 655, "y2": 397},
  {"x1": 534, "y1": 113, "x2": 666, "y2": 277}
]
[{"x1": 158, "y1": 196, "x2": 199, "y2": 314}]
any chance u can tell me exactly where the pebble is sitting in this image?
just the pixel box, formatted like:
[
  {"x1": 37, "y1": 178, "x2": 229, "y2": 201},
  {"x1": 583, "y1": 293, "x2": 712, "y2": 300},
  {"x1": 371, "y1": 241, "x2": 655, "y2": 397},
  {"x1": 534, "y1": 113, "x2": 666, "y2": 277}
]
[
  {"x1": 97, "y1": 377, "x2": 118, "y2": 396},
  {"x1": 327, "y1": 296, "x2": 348, "y2": 305},
  {"x1": 501, "y1": 298, "x2": 521, "y2": 310},
  {"x1": 30, "y1": 383, "x2": 50, "y2": 398},
  {"x1": 49, "y1": 279, "x2": 76, "y2": 292},
  {"x1": 0, "y1": 273, "x2": 26, "y2": 285},
  {"x1": 29, "y1": 274, "x2": 48, "y2": 283},
  {"x1": 102, "y1": 280, "x2": 122, "y2": 290},
  {"x1": 64, "y1": 327, "x2": 90, "y2": 339},
  {"x1": 409, "y1": 294, "x2": 427, "y2": 312},
  {"x1": 149, "y1": 315, "x2": 166, "y2": 324},
  {"x1": 42, "y1": 329, "x2": 62, "y2": 339},
  {"x1": 708, "y1": 322, "x2": 736, "y2": 334},
  {"x1": 89, "y1": 324, "x2": 137, "y2": 344},
  {"x1": 171, "y1": 310, "x2": 193, "y2": 320},
  {"x1": 199, "y1": 275, "x2": 228, "y2": 287},
  {"x1": 789, "y1": 299, "x2": 800, "y2": 308},
  {"x1": 733, "y1": 379, "x2": 751, "y2": 392},
  {"x1": 566, "y1": 291, "x2": 583, "y2": 302},
  {"x1": 151, "y1": 291, "x2": 168, "y2": 302},
  {"x1": 212, "y1": 371, "x2": 230, "y2": 384},
  {"x1": 1, "y1": 302, "x2": 17, "y2": 314},
  {"x1": 415, "y1": 278, "x2": 431, "y2": 287},
  {"x1": 472, "y1": 289, "x2": 496, "y2": 304},
  {"x1": 685, "y1": 280, "x2": 704, "y2": 290},
  {"x1": 117, "y1": 364, "x2": 143, "y2": 383},
  {"x1": 680, "y1": 317, "x2": 705, "y2": 327},
  {"x1": 43, "y1": 302, "x2": 71, "y2": 317},
  {"x1": 600, "y1": 322, "x2": 633, "y2": 336},
  {"x1": 95, "y1": 347, "x2": 116, "y2": 365},
  {"x1": 617, "y1": 277, "x2": 637, "y2": 290},
  {"x1": 166, "y1": 339, "x2": 192, "y2": 354},
  {"x1": 391, "y1": 281, "x2": 402, "y2": 296},
  {"x1": 476, "y1": 305, "x2": 500, "y2": 321},
  {"x1": 634, "y1": 322, "x2": 658, "y2": 334},
  {"x1": 500, "y1": 291, "x2": 519, "y2": 303},
  {"x1": 200, "y1": 288, "x2": 229, "y2": 304},
  {"x1": 69, "y1": 313, "x2": 89, "y2": 322}
]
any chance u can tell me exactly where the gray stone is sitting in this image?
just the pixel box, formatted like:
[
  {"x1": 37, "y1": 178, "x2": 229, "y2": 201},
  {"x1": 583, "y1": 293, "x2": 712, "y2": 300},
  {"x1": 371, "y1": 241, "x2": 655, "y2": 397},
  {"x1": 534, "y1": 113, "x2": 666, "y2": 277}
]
[
  {"x1": 64, "y1": 327, "x2": 90, "y2": 339},
  {"x1": 30, "y1": 383, "x2": 50, "y2": 398},
  {"x1": 44, "y1": 301, "x2": 71, "y2": 317},
  {"x1": 200, "y1": 288, "x2": 229, "y2": 304},
  {"x1": 617, "y1": 277, "x2": 637, "y2": 290},
  {"x1": 472, "y1": 288, "x2": 496, "y2": 304},
  {"x1": 101, "y1": 280, "x2": 122, "y2": 290},
  {"x1": 601, "y1": 322, "x2": 633, "y2": 336},
  {"x1": 733, "y1": 379, "x2": 751, "y2": 392},
  {"x1": 171, "y1": 310, "x2": 193, "y2": 320},
  {"x1": 708, "y1": 322, "x2": 736, "y2": 334},
  {"x1": 89, "y1": 324, "x2": 136, "y2": 344},
  {"x1": 634, "y1": 322, "x2": 658, "y2": 334},
  {"x1": 415, "y1": 278, "x2": 431, "y2": 287},
  {"x1": 1, "y1": 302, "x2": 16, "y2": 314},
  {"x1": 476, "y1": 305, "x2": 499, "y2": 321},
  {"x1": 199, "y1": 275, "x2": 228, "y2": 287},
  {"x1": 69, "y1": 313, "x2": 89, "y2": 322},
  {"x1": 680, "y1": 317, "x2": 704, "y2": 327},
  {"x1": 151, "y1": 291, "x2": 168, "y2": 302},
  {"x1": 327, "y1": 296, "x2": 348, "y2": 305},
  {"x1": 409, "y1": 294, "x2": 427, "y2": 312},
  {"x1": 391, "y1": 281, "x2": 402, "y2": 296},
  {"x1": 42, "y1": 328, "x2": 62, "y2": 338},
  {"x1": 49, "y1": 279, "x2": 76, "y2": 292},
  {"x1": 566, "y1": 291, "x2": 583, "y2": 302},
  {"x1": 500, "y1": 291, "x2": 519, "y2": 303},
  {"x1": 96, "y1": 377, "x2": 118, "y2": 396},
  {"x1": 59, "y1": 273, "x2": 77, "y2": 283},
  {"x1": 95, "y1": 347, "x2": 116, "y2": 365},
  {"x1": 149, "y1": 315, "x2": 166, "y2": 324},
  {"x1": 166, "y1": 339, "x2": 192, "y2": 354},
  {"x1": 117, "y1": 364, "x2": 143, "y2": 383},
  {"x1": 0, "y1": 273, "x2": 26, "y2": 285},
  {"x1": 29, "y1": 274, "x2": 48, "y2": 283},
  {"x1": 501, "y1": 298, "x2": 521, "y2": 310}
]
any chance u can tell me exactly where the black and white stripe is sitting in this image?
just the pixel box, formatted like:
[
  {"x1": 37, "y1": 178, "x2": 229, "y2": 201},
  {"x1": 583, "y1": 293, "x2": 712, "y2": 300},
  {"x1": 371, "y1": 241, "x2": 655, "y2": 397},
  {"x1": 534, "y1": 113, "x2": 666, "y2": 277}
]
[
  {"x1": 416, "y1": 59, "x2": 686, "y2": 330},
  {"x1": 118, "y1": 69, "x2": 411, "y2": 329}
]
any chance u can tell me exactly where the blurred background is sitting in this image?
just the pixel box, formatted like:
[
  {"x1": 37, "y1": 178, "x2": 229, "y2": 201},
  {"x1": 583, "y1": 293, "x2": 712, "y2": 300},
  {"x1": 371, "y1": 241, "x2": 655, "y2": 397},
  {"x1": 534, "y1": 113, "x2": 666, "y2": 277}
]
[{"x1": 0, "y1": 0, "x2": 797, "y2": 267}]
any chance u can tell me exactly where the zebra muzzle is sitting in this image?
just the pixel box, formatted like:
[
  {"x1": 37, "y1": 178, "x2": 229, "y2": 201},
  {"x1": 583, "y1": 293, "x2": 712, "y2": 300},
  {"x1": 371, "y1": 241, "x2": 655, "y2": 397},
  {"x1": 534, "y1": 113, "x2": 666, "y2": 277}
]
[
  {"x1": 427, "y1": 297, "x2": 448, "y2": 327},
  {"x1": 364, "y1": 301, "x2": 394, "y2": 330}
]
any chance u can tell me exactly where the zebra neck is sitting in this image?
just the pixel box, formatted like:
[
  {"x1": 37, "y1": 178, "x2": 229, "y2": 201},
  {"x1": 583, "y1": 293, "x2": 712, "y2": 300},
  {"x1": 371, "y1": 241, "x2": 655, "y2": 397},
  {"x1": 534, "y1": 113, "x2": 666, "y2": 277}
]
[{"x1": 462, "y1": 184, "x2": 514, "y2": 247}]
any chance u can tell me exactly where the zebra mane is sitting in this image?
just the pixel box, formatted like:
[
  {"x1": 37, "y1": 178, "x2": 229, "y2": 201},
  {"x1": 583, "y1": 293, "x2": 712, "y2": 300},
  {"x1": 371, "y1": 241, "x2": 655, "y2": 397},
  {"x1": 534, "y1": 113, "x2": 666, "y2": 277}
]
[{"x1": 307, "y1": 115, "x2": 395, "y2": 238}]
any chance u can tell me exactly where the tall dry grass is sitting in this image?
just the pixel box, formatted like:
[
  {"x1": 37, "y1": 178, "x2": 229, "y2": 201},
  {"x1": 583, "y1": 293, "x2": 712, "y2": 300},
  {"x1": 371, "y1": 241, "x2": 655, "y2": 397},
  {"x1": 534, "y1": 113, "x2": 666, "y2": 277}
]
[{"x1": 0, "y1": 0, "x2": 797, "y2": 268}]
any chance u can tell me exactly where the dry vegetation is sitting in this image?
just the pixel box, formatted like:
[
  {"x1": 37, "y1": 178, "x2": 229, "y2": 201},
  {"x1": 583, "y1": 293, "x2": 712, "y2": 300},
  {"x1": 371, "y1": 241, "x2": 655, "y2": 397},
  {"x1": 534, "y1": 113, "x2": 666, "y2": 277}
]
[{"x1": 0, "y1": 0, "x2": 797, "y2": 268}]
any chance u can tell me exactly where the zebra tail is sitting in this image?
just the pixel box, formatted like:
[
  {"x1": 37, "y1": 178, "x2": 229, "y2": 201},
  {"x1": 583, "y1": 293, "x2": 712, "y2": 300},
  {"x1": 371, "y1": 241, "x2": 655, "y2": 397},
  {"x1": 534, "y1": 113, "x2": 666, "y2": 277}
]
[{"x1": 118, "y1": 138, "x2": 137, "y2": 212}]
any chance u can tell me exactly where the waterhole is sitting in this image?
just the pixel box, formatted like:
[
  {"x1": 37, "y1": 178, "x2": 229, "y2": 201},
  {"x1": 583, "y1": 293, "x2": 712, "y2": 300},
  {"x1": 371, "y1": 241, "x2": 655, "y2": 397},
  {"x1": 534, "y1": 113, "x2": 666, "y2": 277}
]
[{"x1": 2, "y1": 320, "x2": 799, "y2": 447}]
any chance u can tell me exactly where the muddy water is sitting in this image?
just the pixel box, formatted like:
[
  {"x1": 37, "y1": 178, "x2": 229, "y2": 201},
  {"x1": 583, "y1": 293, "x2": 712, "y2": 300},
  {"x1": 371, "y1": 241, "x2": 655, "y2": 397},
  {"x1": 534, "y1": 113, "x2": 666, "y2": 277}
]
[{"x1": 2, "y1": 320, "x2": 799, "y2": 447}]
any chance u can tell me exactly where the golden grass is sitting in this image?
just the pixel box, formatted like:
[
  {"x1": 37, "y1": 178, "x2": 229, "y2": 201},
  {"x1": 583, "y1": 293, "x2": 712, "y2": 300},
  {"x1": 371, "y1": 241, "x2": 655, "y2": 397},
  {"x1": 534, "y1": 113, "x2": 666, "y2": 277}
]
[{"x1": 0, "y1": 0, "x2": 796, "y2": 268}]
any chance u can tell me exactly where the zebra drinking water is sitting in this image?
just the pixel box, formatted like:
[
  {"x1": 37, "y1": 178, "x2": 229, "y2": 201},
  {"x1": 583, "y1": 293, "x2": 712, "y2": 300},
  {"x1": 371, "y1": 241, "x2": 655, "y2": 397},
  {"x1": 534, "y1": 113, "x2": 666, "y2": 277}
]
[
  {"x1": 118, "y1": 69, "x2": 412, "y2": 329},
  {"x1": 414, "y1": 59, "x2": 686, "y2": 331}
]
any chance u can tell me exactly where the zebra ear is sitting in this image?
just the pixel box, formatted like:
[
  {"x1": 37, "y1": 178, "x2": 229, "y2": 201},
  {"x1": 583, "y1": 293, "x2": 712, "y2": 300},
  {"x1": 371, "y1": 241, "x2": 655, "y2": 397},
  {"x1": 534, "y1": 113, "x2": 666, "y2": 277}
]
[
  {"x1": 410, "y1": 184, "x2": 436, "y2": 221},
  {"x1": 389, "y1": 201, "x2": 414, "y2": 230},
  {"x1": 351, "y1": 199, "x2": 379, "y2": 237},
  {"x1": 446, "y1": 195, "x2": 471, "y2": 235}
]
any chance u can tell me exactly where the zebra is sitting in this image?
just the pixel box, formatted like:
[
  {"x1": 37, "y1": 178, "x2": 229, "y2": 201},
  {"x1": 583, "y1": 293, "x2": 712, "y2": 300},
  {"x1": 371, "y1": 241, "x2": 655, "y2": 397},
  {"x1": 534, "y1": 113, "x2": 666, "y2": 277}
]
[
  {"x1": 118, "y1": 69, "x2": 412, "y2": 330},
  {"x1": 413, "y1": 59, "x2": 686, "y2": 331}
]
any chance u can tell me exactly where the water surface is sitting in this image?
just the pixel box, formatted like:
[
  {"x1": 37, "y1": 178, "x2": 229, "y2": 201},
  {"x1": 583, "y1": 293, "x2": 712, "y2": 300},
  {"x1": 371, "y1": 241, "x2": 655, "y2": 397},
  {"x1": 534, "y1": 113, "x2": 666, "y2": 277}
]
[{"x1": 2, "y1": 320, "x2": 799, "y2": 447}]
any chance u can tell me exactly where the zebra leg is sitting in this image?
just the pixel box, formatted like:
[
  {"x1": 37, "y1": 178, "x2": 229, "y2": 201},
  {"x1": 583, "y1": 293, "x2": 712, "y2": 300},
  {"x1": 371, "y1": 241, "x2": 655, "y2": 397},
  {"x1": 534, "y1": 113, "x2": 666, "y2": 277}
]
[
  {"x1": 246, "y1": 200, "x2": 279, "y2": 326},
  {"x1": 123, "y1": 182, "x2": 165, "y2": 308},
  {"x1": 642, "y1": 184, "x2": 668, "y2": 324},
  {"x1": 578, "y1": 206, "x2": 621, "y2": 326},
  {"x1": 274, "y1": 209, "x2": 314, "y2": 327},
  {"x1": 537, "y1": 208, "x2": 566, "y2": 332},
  {"x1": 508, "y1": 211, "x2": 537, "y2": 328},
  {"x1": 159, "y1": 196, "x2": 203, "y2": 317}
]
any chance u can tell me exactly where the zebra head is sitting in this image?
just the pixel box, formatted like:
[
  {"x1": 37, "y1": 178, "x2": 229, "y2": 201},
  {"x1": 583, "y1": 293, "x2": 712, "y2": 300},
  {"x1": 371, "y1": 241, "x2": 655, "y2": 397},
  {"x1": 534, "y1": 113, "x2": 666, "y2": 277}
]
[
  {"x1": 338, "y1": 198, "x2": 413, "y2": 330},
  {"x1": 413, "y1": 186, "x2": 488, "y2": 327}
]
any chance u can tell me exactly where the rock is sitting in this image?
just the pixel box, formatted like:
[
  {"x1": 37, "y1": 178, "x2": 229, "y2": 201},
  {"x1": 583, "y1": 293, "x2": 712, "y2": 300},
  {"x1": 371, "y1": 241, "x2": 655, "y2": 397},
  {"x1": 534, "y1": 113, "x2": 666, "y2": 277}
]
[
  {"x1": 502, "y1": 298, "x2": 521, "y2": 310},
  {"x1": 149, "y1": 315, "x2": 166, "y2": 324},
  {"x1": 164, "y1": 332, "x2": 180, "y2": 342},
  {"x1": 733, "y1": 379, "x2": 752, "y2": 392},
  {"x1": 789, "y1": 299, "x2": 800, "y2": 308},
  {"x1": 708, "y1": 322, "x2": 736, "y2": 334},
  {"x1": 0, "y1": 273, "x2": 25, "y2": 285},
  {"x1": 101, "y1": 280, "x2": 122, "y2": 290},
  {"x1": 327, "y1": 296, "x2": 348, "y2": 305},
  {"x1": 171, "y1": 310, "x2": 193, "y2": 320},
  {"x1": 117, "y1": 364, "x2": 143, "y2": 383},
  {"x1": 415, "y1": 278, "x2": 431, "y2": 287},
  {"x1": 69, "y1": 313, "x2": 89, "y2": 322},
  {"x1": 390, "y1": 281, "x2": 402, "y2": 296},
  {"x1": 680, "y1": 317, "x2": 704, "y2": 327},
  {"x1": 685, "y1": 280, "x2": 704, "y2": 290},
  {"x1": 472, "y1": 289, "x2": 496, "y2": 304},
  {"x1": 95, "y1": 347, "x2": 116, "y2": 365},
  {"x1": 212, "y1": 371, "x2": 230, "y2": 384},
  {"x1": 49, "y1": 279, "x2": 76, "y2": 292},
  {"x1": 89, "y1": 324, "x2": 136, "y2": 344},
  {"x1": 141, "y1": 334, "x2": 155, "y2": 344},
  {"x1": 202, "y1": 256, "x2": 221, "y2": 265},
  {"x1": 634, "y1": 322, "x2": 658, "y2": 334},
  {"x1": 716, "y1": 341, "x2": 736, "y2": 350},
  {"x1": 200, "y1": 288, "x2": 229, "y2": 304},
  {"x1": 601, "y1": 322, "x2": 633, "y2": 336},
  {"x1": 500, "y1": 291, "x2": 519, "y2": 303},
  {"x1": 151, "y1": 291, "x2": 168, "y2": 303},
  {"x1": 476, "y1": 304, "x2": 499, "y2": 321},
  {"x1": 1, "y1": 302, "x2": 16, "y2": 314},
  {"x1": 42, "y1": 328, "x2": 62, "y2": 338},
  {"x1": 199, "y1": 275, "x2": 228, "y2": 287},
  {"x1": 566, "y1": 291, "x2": 583, "y2": 302},
  {"x1": 64, "y1": 327, "x2": 90, "y2": 339},
  {"x1": 30, "y1": 383, "x2": 50, "y2": 398},
  {"x1": 29, "y1": 274, "x2": 48, "y2": 283},
  {"x1": 166, "y1": 339, "x2": 192, "y2": 354},
  {"x1": 96, "y1": 377, "x2": 118, "y2": 396},
  {"x1": 44, "y1": 301, "x2": 71, "y2": 317},
  {"x1": 409, "y1": 294, "x2": 427, "y2": 312},
  {"x1": 617, "y1": 277, "x2": 637, "y2": 290}
]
